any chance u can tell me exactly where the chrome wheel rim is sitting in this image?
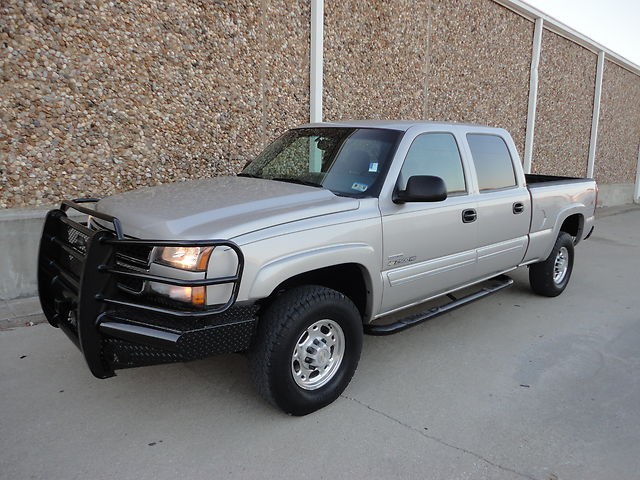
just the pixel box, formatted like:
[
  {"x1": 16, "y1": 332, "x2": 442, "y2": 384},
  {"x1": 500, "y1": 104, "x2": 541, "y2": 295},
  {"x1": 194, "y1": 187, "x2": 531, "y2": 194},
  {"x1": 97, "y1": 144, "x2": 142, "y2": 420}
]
[
  {"x1": 291, "y1": 319, "x2": 345, "y2": 390},
  {"x1": 553, "y1": 246, "x2": 569, "y2": 284}
]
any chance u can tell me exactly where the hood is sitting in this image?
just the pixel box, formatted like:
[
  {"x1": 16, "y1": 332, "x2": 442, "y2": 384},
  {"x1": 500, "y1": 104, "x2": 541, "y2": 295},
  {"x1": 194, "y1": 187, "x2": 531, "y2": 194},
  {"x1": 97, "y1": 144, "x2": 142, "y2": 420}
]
[{"x1": 95, "y1": 176, "x2": 360, "y2": 240}]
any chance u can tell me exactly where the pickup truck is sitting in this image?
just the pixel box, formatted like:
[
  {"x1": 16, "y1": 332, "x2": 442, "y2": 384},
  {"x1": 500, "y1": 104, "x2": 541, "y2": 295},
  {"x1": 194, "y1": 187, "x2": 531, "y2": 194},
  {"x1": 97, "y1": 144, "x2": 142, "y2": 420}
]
[{"x1": 38, "y1": 121, "x2": 597, "y2": 415}]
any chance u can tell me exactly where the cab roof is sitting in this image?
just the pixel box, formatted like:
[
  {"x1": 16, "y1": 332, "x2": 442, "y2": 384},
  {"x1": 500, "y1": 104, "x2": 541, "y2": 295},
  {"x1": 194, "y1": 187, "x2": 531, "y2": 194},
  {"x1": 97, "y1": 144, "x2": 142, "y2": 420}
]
[{"x1": 296, "y1": 120, "x2": 499, "y2": 132}]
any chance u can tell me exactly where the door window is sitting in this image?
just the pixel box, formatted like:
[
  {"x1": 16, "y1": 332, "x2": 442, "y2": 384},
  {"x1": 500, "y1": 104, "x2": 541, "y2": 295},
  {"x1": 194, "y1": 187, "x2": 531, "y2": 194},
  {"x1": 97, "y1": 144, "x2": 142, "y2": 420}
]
[
  {"x1": 467, "y1": 134, "x2": 517, "y2": 191},
  {"x1": 398, "y1": 133, "x2": 466, "y2": 194}
]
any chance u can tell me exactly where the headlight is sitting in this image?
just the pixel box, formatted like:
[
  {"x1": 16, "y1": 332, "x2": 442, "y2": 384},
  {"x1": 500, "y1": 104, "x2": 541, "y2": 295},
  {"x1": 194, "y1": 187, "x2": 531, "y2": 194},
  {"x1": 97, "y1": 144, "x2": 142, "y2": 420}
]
[{"x1": 153, "y1": 246, "x2": 213, "y2": 271}]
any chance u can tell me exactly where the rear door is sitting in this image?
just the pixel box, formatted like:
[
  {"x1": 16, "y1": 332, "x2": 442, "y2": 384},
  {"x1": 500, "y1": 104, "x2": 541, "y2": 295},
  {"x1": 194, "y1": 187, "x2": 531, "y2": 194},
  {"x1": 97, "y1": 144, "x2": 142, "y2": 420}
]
[
  {"x1": 379, "y1": 130, "x2": 478, "y2": 314},
  {"x1": 465, "y1": 133, "x2": 530, "y2": 278}
]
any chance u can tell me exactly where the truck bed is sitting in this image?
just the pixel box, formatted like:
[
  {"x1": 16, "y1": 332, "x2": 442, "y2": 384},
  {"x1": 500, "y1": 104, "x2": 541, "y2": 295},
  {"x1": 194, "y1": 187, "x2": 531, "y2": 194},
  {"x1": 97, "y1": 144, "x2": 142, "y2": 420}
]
[
  {"x1": 525, "y1": 173, "x2": 593, "y2": 187},
  {"x1": 523, "y1": 174, "x2": 597, "y2": 264}
]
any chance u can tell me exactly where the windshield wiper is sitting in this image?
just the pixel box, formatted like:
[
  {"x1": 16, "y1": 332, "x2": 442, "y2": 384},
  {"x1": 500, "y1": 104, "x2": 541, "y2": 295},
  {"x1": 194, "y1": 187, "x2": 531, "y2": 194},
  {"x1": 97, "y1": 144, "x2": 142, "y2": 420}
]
[
  {"x1": 271, "y1": 177, "x2": 323, "y2": 188},
  {"x1": 237, "y1": 172, "x2": 260, "y2": 178}
]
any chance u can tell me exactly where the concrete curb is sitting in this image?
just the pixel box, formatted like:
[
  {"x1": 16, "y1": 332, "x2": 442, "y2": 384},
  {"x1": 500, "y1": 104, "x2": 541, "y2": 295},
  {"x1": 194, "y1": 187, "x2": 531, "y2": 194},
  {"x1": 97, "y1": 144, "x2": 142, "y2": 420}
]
[
  {"x1": 0, "y1": 296, "x2": 46, "y2": 330},
  {"x1": 595, "y1": 204, "x2": 640, "y2": 218}
]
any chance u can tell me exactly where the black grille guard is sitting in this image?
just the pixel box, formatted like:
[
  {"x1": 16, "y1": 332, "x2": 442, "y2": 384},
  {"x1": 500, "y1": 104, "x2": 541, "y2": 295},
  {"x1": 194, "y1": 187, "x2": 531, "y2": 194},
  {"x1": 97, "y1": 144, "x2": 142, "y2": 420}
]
[{"x1": 37, "y1": 198, "x2": 254, "y2": 378}]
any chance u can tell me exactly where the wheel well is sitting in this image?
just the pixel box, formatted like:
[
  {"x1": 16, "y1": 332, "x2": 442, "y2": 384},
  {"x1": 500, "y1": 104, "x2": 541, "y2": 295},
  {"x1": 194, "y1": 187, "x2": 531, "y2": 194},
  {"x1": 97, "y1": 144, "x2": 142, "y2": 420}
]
[
  {"x1": 560, "y1": 214, "x2": 584, "y2": 238},
  {"x1": 269, "y1": 264, "x2": 370, "y2": 318}
]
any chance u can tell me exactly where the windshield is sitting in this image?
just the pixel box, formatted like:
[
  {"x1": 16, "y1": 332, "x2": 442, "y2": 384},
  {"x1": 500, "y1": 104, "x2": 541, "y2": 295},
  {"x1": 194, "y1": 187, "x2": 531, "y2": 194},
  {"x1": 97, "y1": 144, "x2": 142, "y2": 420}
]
[{"x1": 240, "y1": 128, "x2": 401, "y2": 197}]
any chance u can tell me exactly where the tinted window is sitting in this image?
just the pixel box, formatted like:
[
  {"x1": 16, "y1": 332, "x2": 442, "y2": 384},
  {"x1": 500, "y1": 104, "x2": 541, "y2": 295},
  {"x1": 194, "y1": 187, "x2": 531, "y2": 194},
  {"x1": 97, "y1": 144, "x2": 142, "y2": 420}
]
[
  {"x1": 399, "y1": 133, "x2": 466, "y2": 194},
  {"x1": 467, "y1": 134, "x2": 517, "y2": 191},
  {"x1": 242, "y1": 128, "x2": 401, "y2": 197}
]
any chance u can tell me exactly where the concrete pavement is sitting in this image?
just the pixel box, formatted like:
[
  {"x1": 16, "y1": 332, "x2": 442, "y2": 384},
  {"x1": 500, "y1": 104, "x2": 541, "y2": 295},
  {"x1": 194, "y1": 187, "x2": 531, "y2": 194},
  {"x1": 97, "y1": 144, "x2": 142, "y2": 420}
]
[{"x1": 1, "y1": 206, "x2": 640, "y2": 480}]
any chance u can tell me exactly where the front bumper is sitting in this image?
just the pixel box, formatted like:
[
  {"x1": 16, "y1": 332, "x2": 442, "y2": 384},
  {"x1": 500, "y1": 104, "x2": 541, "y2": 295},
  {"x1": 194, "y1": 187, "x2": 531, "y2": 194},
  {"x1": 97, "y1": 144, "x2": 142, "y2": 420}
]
[{"x1": 37, "y1": 199, "x2": 257, "y2": 378}]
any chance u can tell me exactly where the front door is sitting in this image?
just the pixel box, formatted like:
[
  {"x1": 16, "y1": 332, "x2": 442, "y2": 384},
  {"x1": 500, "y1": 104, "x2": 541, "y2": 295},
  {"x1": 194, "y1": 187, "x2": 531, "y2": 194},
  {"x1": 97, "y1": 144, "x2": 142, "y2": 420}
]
[{"x1": 379, "y1": 132, "x2": 479, "y2": 315}]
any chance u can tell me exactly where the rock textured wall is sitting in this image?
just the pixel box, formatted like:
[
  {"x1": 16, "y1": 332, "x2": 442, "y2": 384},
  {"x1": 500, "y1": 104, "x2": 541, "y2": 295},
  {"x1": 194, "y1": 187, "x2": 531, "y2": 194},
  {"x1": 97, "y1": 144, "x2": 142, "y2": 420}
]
[
  {"x1": 323, "y1": 0, "x2": 429, "y2": 121},
  {"x1": 595, "y1": 61, "x2": 640, "y2": 184},
  {"x1": 428, "y1": 0, "x2": 533, "y2": 157},
  {"x1": 0, "y1": 0, "x2": 310, "y2": 208},
  {"x1": 2, "y1": 0, "x2": 640, "y2": 210},
  {"x1": 532, "y1": 30, "x2": 597, "y2": 177}
]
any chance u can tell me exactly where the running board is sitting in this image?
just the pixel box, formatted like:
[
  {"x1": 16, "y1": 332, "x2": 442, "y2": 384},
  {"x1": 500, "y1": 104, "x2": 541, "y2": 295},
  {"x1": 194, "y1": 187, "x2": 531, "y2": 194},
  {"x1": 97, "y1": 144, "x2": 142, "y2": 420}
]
[{"x1": 364, "y1": 275, "x2": 514, "y2": 336}]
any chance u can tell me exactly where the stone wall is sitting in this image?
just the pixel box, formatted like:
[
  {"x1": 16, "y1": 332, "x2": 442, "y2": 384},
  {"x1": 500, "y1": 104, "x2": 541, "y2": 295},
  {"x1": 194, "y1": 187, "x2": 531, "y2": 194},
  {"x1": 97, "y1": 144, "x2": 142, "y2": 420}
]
[
  {"x1": 0, "y1": 0, "x2": 310, "y2": 209},
  {"x1": 428, "y1": 0, "x2": 533, "y2": 157},
  {"x1": 323, "y1": 0, "x2": 429, "y2": 121},
  {"x1": 1, "y1": 0, "x2": 640, "y2": 212},
  {"x1": 532, "y1": 30, "x2": 597, "y2": 177},
  {"x1": 595, "y1": 61, "x2": 640, "y2": 184}
]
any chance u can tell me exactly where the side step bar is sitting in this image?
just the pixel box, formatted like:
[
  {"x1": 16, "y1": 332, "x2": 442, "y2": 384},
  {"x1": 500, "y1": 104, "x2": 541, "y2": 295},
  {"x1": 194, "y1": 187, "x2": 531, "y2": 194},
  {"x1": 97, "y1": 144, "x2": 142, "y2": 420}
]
[{"x1": 364, "y1": 275, "x2": 514, "y2": 336}]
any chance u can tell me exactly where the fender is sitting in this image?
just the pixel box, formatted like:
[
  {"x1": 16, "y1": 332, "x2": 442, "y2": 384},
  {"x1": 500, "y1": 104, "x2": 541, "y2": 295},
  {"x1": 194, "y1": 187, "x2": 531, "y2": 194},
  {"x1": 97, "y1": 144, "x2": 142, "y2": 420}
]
[
  {"x1": 247, "y1": 242, "x2": 381, "y2": 319},
  {"x1": 538, "y1": 205, "x2": 586, "y2": 261}
]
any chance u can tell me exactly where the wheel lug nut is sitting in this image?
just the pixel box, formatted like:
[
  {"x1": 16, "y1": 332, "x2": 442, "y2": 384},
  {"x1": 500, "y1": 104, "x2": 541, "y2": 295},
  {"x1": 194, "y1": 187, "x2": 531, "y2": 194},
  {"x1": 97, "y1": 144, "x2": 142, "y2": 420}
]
[{"x1": 306, "y1": 346, "x2": 316, "y2": 354}]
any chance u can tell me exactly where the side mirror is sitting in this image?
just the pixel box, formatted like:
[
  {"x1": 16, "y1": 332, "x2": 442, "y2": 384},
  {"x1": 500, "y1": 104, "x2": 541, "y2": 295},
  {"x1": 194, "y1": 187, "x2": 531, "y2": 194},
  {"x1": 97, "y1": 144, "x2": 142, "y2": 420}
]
[{"x1": 393, "y1": 175, "x2": 447, "y2": 203}]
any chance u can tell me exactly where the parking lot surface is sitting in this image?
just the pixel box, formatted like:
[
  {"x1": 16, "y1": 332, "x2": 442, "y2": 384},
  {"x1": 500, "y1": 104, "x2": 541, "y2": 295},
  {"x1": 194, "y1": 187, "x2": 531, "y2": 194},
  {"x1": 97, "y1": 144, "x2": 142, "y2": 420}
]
[{"x1": 1, "y1": 206, "x2": 639, "y2": 480}]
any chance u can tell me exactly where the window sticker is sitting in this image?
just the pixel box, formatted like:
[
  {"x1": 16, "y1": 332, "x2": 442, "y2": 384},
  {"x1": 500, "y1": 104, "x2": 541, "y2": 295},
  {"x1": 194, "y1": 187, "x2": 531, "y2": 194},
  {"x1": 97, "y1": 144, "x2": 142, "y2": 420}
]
[
  {"x1": 351, "y1": 182, "x2": 368, "y2": 192},
  {"x1": 368, "y1": 162, "x2": 378, "y2": 173}
]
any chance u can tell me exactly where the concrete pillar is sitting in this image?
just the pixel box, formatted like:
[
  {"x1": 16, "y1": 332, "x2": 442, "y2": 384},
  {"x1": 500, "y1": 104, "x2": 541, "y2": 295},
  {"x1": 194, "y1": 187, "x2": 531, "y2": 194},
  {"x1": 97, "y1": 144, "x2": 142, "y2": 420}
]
[
  {"x1": 523, "y1": 18, "x2": 544, "y2": 174},
  {"x1": 310, "y1": 0, "x2": 324, "y2": 123},
  {"x1": 587, "y1": 52, "x2": 605, "y2": 178}
]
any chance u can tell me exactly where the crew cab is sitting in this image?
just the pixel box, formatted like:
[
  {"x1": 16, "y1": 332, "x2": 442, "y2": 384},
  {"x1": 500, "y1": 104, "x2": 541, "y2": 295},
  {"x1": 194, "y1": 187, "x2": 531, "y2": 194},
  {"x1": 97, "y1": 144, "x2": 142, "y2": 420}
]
[{"x1": 38, "y1": 121, "x2": 597, "y2": 415}]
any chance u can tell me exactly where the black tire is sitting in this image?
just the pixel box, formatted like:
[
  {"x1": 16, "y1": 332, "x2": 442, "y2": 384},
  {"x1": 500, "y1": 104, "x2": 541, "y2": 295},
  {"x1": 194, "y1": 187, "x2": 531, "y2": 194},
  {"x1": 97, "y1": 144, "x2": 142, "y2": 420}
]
[
  {"x1": 249, "y1": 285, "x2": 363, "y2": 416},
  {"x1": 529, "y1": 232, "x2": 574, "y2": 297}
]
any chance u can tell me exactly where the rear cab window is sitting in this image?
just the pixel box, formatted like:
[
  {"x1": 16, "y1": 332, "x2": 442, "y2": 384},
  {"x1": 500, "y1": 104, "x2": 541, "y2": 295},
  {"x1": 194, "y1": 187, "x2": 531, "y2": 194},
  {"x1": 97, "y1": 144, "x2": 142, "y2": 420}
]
[{"x1": 466, "y1": 134, "x2": 517, "y2": 192}]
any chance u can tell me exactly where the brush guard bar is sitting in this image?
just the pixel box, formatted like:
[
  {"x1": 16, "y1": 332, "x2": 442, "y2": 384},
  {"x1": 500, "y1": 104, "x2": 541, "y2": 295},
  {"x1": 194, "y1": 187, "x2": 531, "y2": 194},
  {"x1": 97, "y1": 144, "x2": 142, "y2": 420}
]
[{"x1": 37, "y1": 199, "x2": 257, "y2": 379}]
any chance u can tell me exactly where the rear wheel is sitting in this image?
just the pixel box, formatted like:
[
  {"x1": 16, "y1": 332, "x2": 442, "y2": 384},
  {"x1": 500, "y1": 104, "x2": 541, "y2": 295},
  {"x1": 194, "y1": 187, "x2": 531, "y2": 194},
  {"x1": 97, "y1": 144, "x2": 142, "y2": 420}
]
[
  {"x1": 249, "y1": 286, "x2": 363, "y2": 416},
  {"x1": 529, "y1": 232, "x2": 574, "y2": 297}
]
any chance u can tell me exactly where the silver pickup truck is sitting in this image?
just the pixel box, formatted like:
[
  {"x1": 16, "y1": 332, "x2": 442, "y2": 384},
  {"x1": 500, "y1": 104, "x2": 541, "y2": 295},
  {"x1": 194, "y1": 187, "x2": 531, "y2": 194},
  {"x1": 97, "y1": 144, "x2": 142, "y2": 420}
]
[{"x1": 38, "y1": 121, "x2": 597, "y2": 415}]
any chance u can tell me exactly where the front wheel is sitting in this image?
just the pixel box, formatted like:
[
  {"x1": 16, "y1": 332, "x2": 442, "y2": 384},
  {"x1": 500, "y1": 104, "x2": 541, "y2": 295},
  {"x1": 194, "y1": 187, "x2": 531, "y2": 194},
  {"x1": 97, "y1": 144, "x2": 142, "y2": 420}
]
[
  {"x1": 249, "y1": 286, "x2": 363, "y2": 416},
  {"x1": 529, "y1": 232, "x2": 574, "y2": 297}
]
